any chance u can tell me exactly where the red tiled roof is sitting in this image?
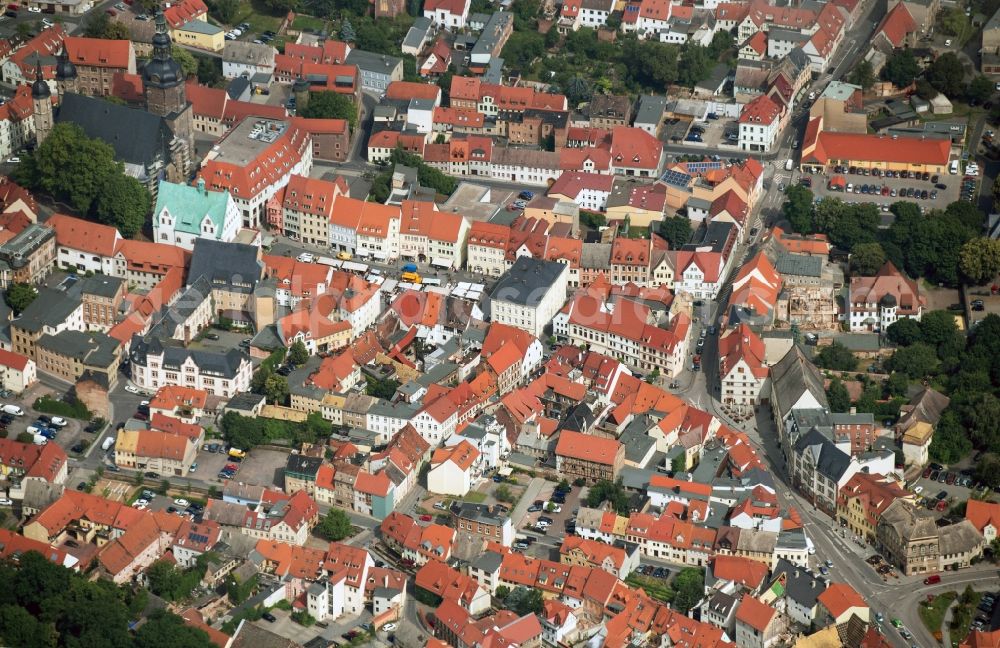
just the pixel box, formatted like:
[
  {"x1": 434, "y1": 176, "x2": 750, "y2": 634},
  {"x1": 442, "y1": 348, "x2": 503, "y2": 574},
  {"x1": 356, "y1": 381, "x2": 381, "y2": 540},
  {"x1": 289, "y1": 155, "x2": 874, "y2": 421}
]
[
  {"x1": 431, "y1": 440, "x2": 480, "y2": 471},
  {"x1": 164, "y1": 0, "x2": 208, "y2": 28},
  {"x1": 875, "y1": 2, "x2": 917, "y2": 48},
  {"x1": 739, "y1": 94, "x2": 782, "y2": 125},
  {"x1": 610, "y1": 127, "x2": 662, "y2": 170},
  {"x1": 555, "y1": 430, "x2": 622, "y2": 466},
  {"x1": 387, "y1": 80, "x2": 441, "y2": 101},
  {"x1": 64, "y1": 36, "x2": 133, "y2": 69},
  {"x1": 47, "y1": 213, "x2": 121, "y2": 257},
  {"x1": 735, "y1": 595, "x2": 777, "y2": 632},
  {"x1": 818, "y1": 583, "x2": 867, "y2": 619},
  {"x1": 805, "y1": 126, "x2": 951, "y2": 166}
]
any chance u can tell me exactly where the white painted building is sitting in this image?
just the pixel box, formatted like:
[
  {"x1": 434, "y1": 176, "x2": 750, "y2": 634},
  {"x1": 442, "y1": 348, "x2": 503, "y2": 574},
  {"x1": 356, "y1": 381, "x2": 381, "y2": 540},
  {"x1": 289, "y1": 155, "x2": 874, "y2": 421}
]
[{"x1": 489, "y1": 257, "x2": 569, "y2": 338}]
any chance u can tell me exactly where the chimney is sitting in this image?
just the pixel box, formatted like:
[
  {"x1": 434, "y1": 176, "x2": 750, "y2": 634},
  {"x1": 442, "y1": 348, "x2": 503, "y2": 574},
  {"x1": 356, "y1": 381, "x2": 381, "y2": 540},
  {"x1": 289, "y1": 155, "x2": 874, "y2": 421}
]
[
  {"x1": 850, "y1": 406, "x2": 856, "y2": 415},
  {"x1": 197, "y1": 177, "x2": 206, "y2": 194}
]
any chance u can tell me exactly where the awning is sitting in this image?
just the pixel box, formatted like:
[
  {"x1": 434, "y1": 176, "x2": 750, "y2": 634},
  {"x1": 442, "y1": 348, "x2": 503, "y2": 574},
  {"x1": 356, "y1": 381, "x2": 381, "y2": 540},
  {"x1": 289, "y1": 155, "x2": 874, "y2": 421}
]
[
  {"x1": 431, "y1": 257, "x2": 451, "y2": 268},
  {"x1": 498, "y1": 466, "x2": 513, "y2": 476},
  {"x1": 372, "y1": 252, "x2": 388, "y2": 261}
]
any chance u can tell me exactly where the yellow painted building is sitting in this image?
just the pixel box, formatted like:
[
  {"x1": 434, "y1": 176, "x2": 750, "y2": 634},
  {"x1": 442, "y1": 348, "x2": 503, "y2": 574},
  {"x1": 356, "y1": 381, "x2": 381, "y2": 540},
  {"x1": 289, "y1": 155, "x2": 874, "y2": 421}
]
[{"x1": 172, "y1": 20, "x2": 225, "y2": 53}]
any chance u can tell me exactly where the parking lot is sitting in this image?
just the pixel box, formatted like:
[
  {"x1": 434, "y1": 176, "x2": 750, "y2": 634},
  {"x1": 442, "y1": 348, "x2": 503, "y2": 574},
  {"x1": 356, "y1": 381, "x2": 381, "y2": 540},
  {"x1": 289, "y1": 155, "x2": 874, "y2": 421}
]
[
  {"x1": 517, "y1": 482, "x2": 583, "y2": 545},
  {"x1": 798, "y1": 166, "x2": 965, "y2": 213},
  {"x1": 228, "y1": 447, "x2": 288, "y2": 489},
  {"x1": 909, "y1": 463, "x2": 981, "y2": 514}
]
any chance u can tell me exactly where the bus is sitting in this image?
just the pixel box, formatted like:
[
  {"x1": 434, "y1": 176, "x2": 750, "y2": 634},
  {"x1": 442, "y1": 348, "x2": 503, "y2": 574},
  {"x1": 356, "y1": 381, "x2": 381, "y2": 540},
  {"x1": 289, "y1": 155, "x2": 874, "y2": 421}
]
[
  {"x1": 228, "y1": 448, "x2": 247, "y2": 460},
  {"x1": 401, "y1": 271, "x2": 422, "y2": 283}
]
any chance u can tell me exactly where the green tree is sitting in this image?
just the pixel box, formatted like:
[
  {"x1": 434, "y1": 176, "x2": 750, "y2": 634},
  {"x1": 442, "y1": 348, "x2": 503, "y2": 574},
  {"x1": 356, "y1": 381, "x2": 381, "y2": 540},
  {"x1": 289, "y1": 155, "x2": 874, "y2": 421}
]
[
  {"x1": 566, "y1": 75, "x2": 591, "y2": 106},
  {"x1": 965, "y1": 392, "x2": 1000, "y2": 450},
  {"x1": 206, "y1": 0, "x2": 239, "y2": 23},
  {"x1": 171, "y1": 45, "x2": 198, "y2": 78},
  {"x1": 960, "y1": 238, "x2": 1000, "y2": 284},
  {"x1": 93, "y1": 173, "x2": 151, "y2": 239},
  {"x1": 940, "y1": 7, "x2": 970, "y2": 36},
  {"x1": 883, "y1": 49, "x2": 920, "y2": 87},
  {"x1": 262, "y1": 0, "x2": 296, "y2": 13},
  {"x1": 365, "y1": 375, "x2": 400, "y2": 399},
  {"x1": 340, "y1": 19, "x2": 356, "y2": 43},
  {"x1": 930, "y1": 412, "x2": 972, "y2": 462},
  {"x1": 14, "y1": 123, "x2": 119, "y2": 215},
  {"x1": 919, "y1": 310, "x2": 959, "y2": 348},
  {"x1": 886, "y1": 318, "x2": 922, "y2": 346},
  {"x1": 501, "y1": 30, "x2": 545, "y2": 69},
  {"x1": 586, "y1": 479, "x2": 630, "y2": 515},
  {"x1": 671, "y1": 568, "x2": 705, "y2": 613},
  {"x1": 495, "y1": 585, "x2": 510, "y2": 600},
  {"x1": 887, "y1": 371, "x2": 910, "y2": 397},
  {"x1": 495, "y1": 485, "x2": 515, "y2": 503},
  {"x1": 658, "y1": 216, "x2": 693, "y2": 249},
  {"x1": 504, "y1": 586, "x2": 544, "y2": 615},
  {"x1": 315, "y1": 508, "x2": 353, "y2": 541},
  {"x1": 15, "y1": 432, "x2": 33, "y2": 444},
  {"x1": 300, "y1": 91, "x2": 358, "y2": 130},
  {"x1": 814, "y1": 342, "x2": 857, "y2": 371},
  {"x1": 288, "y1": 340, "x2": 309, "y2": 366},
  {"x1": 544, "y1": 24, "x2": 560, "y2": 48},
  {"x1": 850, "y1": 242, "x2": 886, "y2": 276},
  {"x1": 196, "y1": 54, "x2": 223, "y2": 86},
  {"x1": 4, "y1": 282, "x2": 36, "y2": 316},
  {"x1": 782, "y1": 184, "x2": 814, "y2": 233},
  {"x1": 969, "y1": 75, "x2": 995, "y2": 104},
  {"x1": 134, "y1": 609, "x2": 215, "y2": 648},
  {"x1": 887, "y1": 342, "x2": 938, "y2": 379},
  {"x1": 976, "y1": 453, "x2": 1000, "y2": 489},
  {"x1": 390, "y1": 148, "x2": 457, "y2": 195},
  {"x1": 926, "y1": 52, "x2": 965, "y2": 97},
  {"x1": 82, "y1": 10, "x2": 129, "y2": 39},
  {"x1": 847, "y1": 59, "x2": 876, "y2": 91},
  {"x1": 827, "y1": 378, "x2": 851, "y2": 412},
  {"x1": 262, "y1": 374, "x2": 289, "y2": 404}
]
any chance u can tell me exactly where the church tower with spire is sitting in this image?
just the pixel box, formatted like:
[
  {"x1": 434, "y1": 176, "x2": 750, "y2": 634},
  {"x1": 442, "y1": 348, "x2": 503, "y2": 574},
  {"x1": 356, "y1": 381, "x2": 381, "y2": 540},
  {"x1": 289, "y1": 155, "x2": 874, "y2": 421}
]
[
  {"x1": 55, "y1": 48, "x2": 78, "y2": 98},
  {"x1": 144, "y1": 9, "x2": 194, "y2": 181},
  {"x1": 31, "y1": 60, "x2": 53, "y2": 146}
]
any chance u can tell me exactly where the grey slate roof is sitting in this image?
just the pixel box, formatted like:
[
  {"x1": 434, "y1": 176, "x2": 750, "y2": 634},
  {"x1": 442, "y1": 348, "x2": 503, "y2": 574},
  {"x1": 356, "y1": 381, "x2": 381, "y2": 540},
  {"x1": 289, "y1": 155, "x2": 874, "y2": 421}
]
[
  {"x1": 131, "y1": 335, "x2": 247, "y2": 379},
  {"x1": 490, "y1": 256, "x2": 566, "y2": 307},
  {"x1": 148, "y1": 276, "x2": 213, "y2": 340},
  {"x1": 56, "y1": 93, "x2": 173, "y2": 168},
  {"x1": 285, "y1": 454, "x2": 323, "y2": 478},
  {"x1": 771, "y1": 558, "x2": 827, "y2": 607},
  {"x1": 471, "y1": 550, "x2": 504, "y2": 573},
  {"x1": 770, "y1": 346, "x2": 828, "y2": 419},
  {"x1": 78, "y1": 275, "x2": 124, "y2": 299},
  {"x1": 37, "y1": 330, "x2": 118, "y2": 367},
  {"x1": 775, "y1": 252, "x2": 822, "y2": 278},
  {"x1": 189, "y1": 239, "x2": 263, "y2": 295},
  {"x1": 14, "y1": 287, "x2": 81, "y2": 333},
  {"x1": 794, "y1": 427, "x2": 852, "y2": 482}
]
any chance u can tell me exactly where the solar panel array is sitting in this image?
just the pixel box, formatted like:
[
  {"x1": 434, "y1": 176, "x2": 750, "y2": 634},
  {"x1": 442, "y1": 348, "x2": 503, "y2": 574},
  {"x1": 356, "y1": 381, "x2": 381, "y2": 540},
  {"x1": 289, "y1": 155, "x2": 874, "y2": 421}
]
[
  {"x1": 685, "y1": 161, "x2": 724, "y2": 174},
  {"x1": 189, "y1": 533, "x2": 209, "y2": 544},
  {"x1": 660, "y1": 169, "x2": 692, "y2": 187}
]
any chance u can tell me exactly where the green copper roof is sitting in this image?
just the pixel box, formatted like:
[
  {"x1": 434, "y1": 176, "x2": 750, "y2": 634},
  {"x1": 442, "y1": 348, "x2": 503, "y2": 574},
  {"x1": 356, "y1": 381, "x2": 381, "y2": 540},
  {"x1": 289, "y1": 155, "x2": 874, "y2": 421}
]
[{"x1": 155, "y1": 179, "x2": 231, "y2": 236}]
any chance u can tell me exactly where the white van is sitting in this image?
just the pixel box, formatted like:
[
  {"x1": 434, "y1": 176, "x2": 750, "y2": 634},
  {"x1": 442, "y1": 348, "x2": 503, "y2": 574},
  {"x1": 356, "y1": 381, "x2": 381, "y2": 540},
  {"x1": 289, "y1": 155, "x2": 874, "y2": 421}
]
[
  {"x1": 785, "y1": 159, "x2": 794, "y2": 171},
  {"x1": 950, "y1": 159, "x2": 960, "y2": 175},
  {"x1": 2, "y1": 404, "x2": 23, "y2": 416},
  {"x1": 32, "y1": 434, "x2": 47, "y2": 446},
  {"x1": 101, "y1": 436, "x2": 115, "y2": 451}
]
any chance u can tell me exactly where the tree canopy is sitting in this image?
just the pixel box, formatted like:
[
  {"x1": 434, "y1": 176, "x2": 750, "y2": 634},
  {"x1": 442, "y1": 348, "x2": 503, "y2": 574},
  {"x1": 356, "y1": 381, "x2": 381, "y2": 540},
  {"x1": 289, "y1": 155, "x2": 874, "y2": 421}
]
[
  {"x1": 0, "y1": 551, "x2": 213, "y2": 648},
  {"x1": 882, "y1": 49, "x2": 920, "y2": 88},
  {"x1": 926, "y1": 52, "x2": 965, "y2": 98},
  {"x1": 658, "y1": 215, "x2": 693, "y2": 249},
  {"x1": 300, "y1": 91, "x2": 358, "y2": 130},
  {"x1": 14, "y1": 123, "x2": 151, "y2": 238},
  {"x1": 4, "y1": 283, "x2": 36, "y2": 316},
  {"x1": 315, "y1": 508, "x2": 353, "y2": 541}
]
